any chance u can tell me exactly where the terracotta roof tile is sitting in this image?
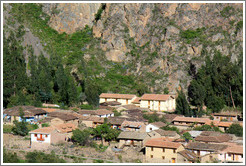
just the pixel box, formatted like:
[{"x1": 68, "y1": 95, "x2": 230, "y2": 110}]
[
  {"x1": 145, "y1": 138, "x2": 182, "y2": 149},
  {"x1": 186, "y1": 142, "x2": 228, "y2": 151},
  {"x1": 54, "y1": 123, "x2": 76, "y2": 133},
  {"x1": 154, "y1": 129, "x2": 177, "y2": 137},
  {"x1": 99, "y1": 93, "x2": 136, "y2": 99},
  {"x1": 150, "y1": 121, "x2": 166, "y2": 128},
  {"x1": 132, "y1": 97, "x2": 141, "y2": 104},
  {"x1": 141, "y1": 94, "x2": 173, "y2": 101},
  {"x1": 172, "y1": 117, "x2": 210, "y2": 123},
  {"x1": 29, "y1": 127, "x2": 55, "y2": 134},
  {"x1": 118, "y1": 131, "x2": 149, "y2": 140},
  {"x1": 48, "y1": 112, "x2": 78, "y2": 121},
  {"x1": 221, "y1": 143, "x2": 243, "y2": 154},
  {"x1": 178, "y1": 150, "x2": 197, "y2": 161},
  {"x1": 4, "y1": 106, "x2": 47, "y2": 116}
]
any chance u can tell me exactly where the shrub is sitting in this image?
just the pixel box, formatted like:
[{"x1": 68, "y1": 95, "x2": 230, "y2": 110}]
[
  {"x1": 161, "y1": 125, "x2": 180, "y2": 134},
  {"x1": 3, "y1": 125, "x2": 13, "y2": 133},
  {"x1": 93, "y1": 159, "x2": 104, "y2": 163},
  {"x1": 71, "y1": 129, "x2": 91, "y2": 146},
  {"x1": 226, "y1": 123, "x2": 243, "y2": 137},
  {"x1": 25, "y1": 151, "x2": 66, "y2": 163},
  {"x1": 79, "y1": 104, "x2": 94, "y2": 110},
  {"x1": 41, "y1": 123, "x2": 50, "y2": 127}
]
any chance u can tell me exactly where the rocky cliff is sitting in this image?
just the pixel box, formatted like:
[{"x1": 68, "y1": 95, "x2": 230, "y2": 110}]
[{"x1": 4, "y1": 3, "x2": 243, "y2": 95}]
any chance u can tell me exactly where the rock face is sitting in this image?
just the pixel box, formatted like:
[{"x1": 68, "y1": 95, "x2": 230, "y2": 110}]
[
  {"x1": 4, "y1": 3, "x2": 243, "y2": 94},
  {"x1": 43, "y1": 3, "x2": 244, "y2": 93},
  {"x1": 43, "y1": 3, "x2": 101, "y2": 34}
]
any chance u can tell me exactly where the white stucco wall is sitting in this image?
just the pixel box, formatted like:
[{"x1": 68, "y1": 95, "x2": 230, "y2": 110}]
[
  {"x1": 99, "y1": 96, "x2": 136, "y2": 105},
  {"x1": 31, "y1": 133, "x2": 51, "y2": 144},
  {"x1": 219, "y1": 153, "x2": 244, "y2": 162},
  {"x1": 140, "y1": 98, "x2": 176, "y2": 112},
  {"x1": 146, "y1": 124, "x2": 160, "y2": 132}
]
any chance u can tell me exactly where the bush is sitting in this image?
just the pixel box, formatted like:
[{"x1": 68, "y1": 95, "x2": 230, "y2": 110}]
[
  {"x1": 3, "y1": 148, "x2": 22, "y2": 163},
  {"x1": 226, "y1": 123, "x2": 243, "y2": 137},
  {"x1": 25, "y1": 151, "x2": 66, "y2": 163},
  {"x1": 79, "y1": 104, "x2": 94, "y2": 110},
  {"x1": 93, "y1": 159, "x2": 104, "y2": 163},
  {"x1": 41, "y1": 123, "x2": 50, "y2": 127},
  {"x1": 3, "y1": 125, "x2": 13, "y2": 133},
  {"x1": 193, "y1": 124, "x2": 221, "y2": 132},
  {"x1": 161, "y1": 125, "x2": 180, "y2": 134},
  {"x1": 71, "y1": 129, "x2": 91, "y2": 146}
]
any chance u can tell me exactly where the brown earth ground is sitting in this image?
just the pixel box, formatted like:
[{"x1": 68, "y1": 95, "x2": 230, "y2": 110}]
[{"x1": 3, "y1": 133, "x2": 144, "y2": 163}]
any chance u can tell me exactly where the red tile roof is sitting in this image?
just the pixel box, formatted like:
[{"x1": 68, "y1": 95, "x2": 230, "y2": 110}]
[
  {"x1": 132, "y1": 97, "x2": 141, "y2": 104},
  {"x1": 29, "y1": 127, "x2": 55, "y2": 134},
  {"x1": 54, "y1": 123, "x2": 76, "y2": 133},
  {"x1": 145, "y1": 138, "x2": 182, "y2": 149},
  {"x1": 141, "y1": 94, "x2": 173, "y2": 101},
  {"x1": 205, "y1": 120, "x2": 235, "y2": 127},
  {"x1": 172, "y1": 117, "x2": 210, "y2": 123},
  {"x1": 99, "y1": 93, "x2": 136, "y2": 99}
]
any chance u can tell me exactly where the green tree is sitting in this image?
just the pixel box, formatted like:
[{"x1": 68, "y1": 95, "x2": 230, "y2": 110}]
[
  {"x1": 226, "y1": 123, "x2": 243, "y2": 137},
  {"x1": 181, "y1": 132, "x2": 193, "y2": 141},
  {"x1": 71, "y1": 129, "x2": 91, "y2": 146},
  {"x1": 176, "y1": 89, "x2": 191, "y2": 116},
  {"x1": 92, "y1": 123, "x2": 120, "y2": 145},
  {"x1": 12, "y1": 108, "x2": 29, "y2": 136},
  {"x1": 85, "y1": 79, "x2": 101, "y2": 107}
]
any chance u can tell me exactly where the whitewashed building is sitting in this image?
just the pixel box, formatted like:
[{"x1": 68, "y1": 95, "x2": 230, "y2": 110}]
[
  {"x1": 146, "y1": 121, "x2": 166, "y2": 132},
  {"x1": 99, "y1": 93, "x2": 137, "y2": 105},
  {"x1": 140, "y1": 94, "x2": 176, "y2": 112}
]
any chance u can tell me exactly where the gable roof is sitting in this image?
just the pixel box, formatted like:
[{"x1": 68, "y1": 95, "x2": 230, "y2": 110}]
[
  {"x1": 164, "y1": 114, "x2": 181, "y2": 123},
  {"x1": 99, "y1": 93, "x2": 136, "y2": 99},
  {"x1": 213, "y1": 112, "x2": 237, "y2": 117},
  {"x1": 150, "y1": 121, "x2": 166, "y2": 128},
  {"x1": 4, "y1": 106, "x2": 47, "y2": 117},
  {"x1": 221, "y1": 144, "x2": 243, "y2": 154},
  {"x1": 141, "y1": 94, "x2": 173, "y2": 101},
  {"x1": 107, "y1": 117, "x2": 126, "y2": 125},
  {"x1": 178, "y1": 150, "x2": 197, "y2": 161},
  {"x1": 48, "y1": 112, "x2": 78, "y2": 121},
  {"x1": 121, "y1": 120, "x2": 145, "y2": 128},
  {"x1": 154, "y1": 129, "x2": 177, "y2": 137},
  {"x1": 145, "y1": 138, "x2": 182, "y2": 149},
  {"x1": 186, "y1": 142, "x2": 228, "y2": 152},
  {"x1": 77, "y1": 109, "x2": 113, "y2": 116},
  {"x1": 29, "y1": 127, "x2": 56, "y2": 134},
  {"x1": 54, "y1": 123, "x2": 76, "y2": 133},
  {"x1": 195, "y1": 134, "x2": 232, "y2": 143},
  {"x1": 132, "y1": 97, "x2": 141, "y2": 104},
  {"x1": 118, "y1": 131, "x2": 149, "y2": 140},
  {"x1": 172, "y1": 117, "x2": 210, "y2": 123}
]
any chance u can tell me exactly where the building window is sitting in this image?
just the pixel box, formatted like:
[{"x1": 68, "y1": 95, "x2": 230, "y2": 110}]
[
  {"x1": 45, "y1": 135, "x2": 48, "y2": 138},
  {"x1": 162, "y1": 156, "x2": 165, "y2": 159},
  {"x1": 150, "y1": 155, "x2": 153, "y2": 158},
  {"x1": 173, "y1": 149, "x2": 176, "y2": 153},
  {"x1": 163, "y1": 148, "x2": 165, "y2": 152},
  {"x1": 151, "y1": 147, "x2": 154, "y2": 151},
  {"x1": 241, "y1": 154, "x2": 243, "y2": 158},
  {"x1": 228, "y1": 154, "x2": 231, "y2": 157},
  {"x1": 150, "y1": 128, "x2": 152, "y2": 131},
  {"x1": 34, "y1": 134, "x2": 37, "y2": 137}
]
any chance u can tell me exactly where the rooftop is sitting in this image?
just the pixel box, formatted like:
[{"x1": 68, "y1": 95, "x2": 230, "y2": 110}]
[
  {"x1": 132, "y1": 97, "x2": 141, "y2": 104},
  {"x1": 172, "y1": 117, "x2": 210, "y2": 123},
  {"x1": 145, "y1": 138, "x2": 182, "y2": 149},
  {"x1": 178, "y1": 150, "x2": 197, "y2": 161},
  {"x1": 186, "y1": 142, "x2": 228, "y2": 151},
  {"x1": 150, "y1": 121, "x2": 166, "y2": 128},
  {"x1": 154, "y1": 129, "x2": 177, "y2": 137},
  {"x1": 118, "y1": 131, "x2": 149, "y2": 140},
  {"x1": 48, "y1": 112, "x2": 78, "y2": 121},
  {"x1": 4, "y1": 106, "x2": 47, "y2": 117},
  {"x1": 141, "y1": 94, "x2": 173, "y2": 101},
  {"x1": 99, "y1": 93, "x2": 136, "y2": 99}
]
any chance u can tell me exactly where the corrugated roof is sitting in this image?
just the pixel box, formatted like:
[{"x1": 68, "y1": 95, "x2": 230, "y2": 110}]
[
  {"x1": 141, "y1": 94, "x2": 173, "y2": 101},
  {"x1": 99, "y1": 93, "x2": 136, "y2": 99},
  {"x1": 145, "y1": 138, "x2": 182, "y2": 149}
]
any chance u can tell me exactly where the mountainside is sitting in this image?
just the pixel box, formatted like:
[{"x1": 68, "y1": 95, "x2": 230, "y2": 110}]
[{"x1": 3, "y1": 3, "x2": 243, "y2": 95}]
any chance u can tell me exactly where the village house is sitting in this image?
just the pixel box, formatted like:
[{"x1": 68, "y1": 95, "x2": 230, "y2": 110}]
[
  {"x1": 212, "y1": 112, "x2": 238, "y2": 121},
  {"x1": 99, "y1": 93, "x2": 137, "y2": 105},
  {"x1": 149, "y1": 129, "x2": 180, "y2": 139},
  {"x1": 145, "y1": 137, "x2": 185, "y2": 163},
  {"x1": 195, "y1": 131, "x2": 233, "y2": 144},
  {"x1": 3, "y1": 106, "x2": 47, "y2": 124},
  {"x1": 177, "y1": 149, "x2": 197, "y2": 163},
  {"x1": 187, "y1": 131, "x2": 203, "y2": 139},
  {"x1": 131, "y1": 97, "x2": 141, "y2": 107},
  {"x1": 117, "y1": 131, "x2": 150, "y2": 148},
  {"x1": 140, "y1": 94, "x2": 176, "y2": 112},
  {"x1": 205, "y1": 120, "x2": 238, "y2": 132},
  {"x1": 218, "y1": 143, "x2": 243, "y2": 163},
  {"x1": 78, "y1": 109, "x2": 114, "y2": 118},
  {"x1": 107, "y1": 117, "x2": 126, "y2": 130},
  {"x1": 146, "y1": 122, "x2": 166, "y2": 132},
  {"x1": 185, "y1": 142, "x2": 228, "y2": 162},
  {"x1": 121, "y1": 120, "x2": 146, "y2": 132},
  {"x1": 29, "y1": 123, "x2": 76, "y2": 149},
  {"x1": 48, "y1": 112, "x2": 79, "y2": 127},
  {"x1": 171, "y1": 117, "x2": 210, "y2": 129},
  {"x1": 79, "y1": 116, "x2": 104, "y2": 128},
  {"x1": 42, "y1": 103, "x2": 60, "y2": 108},
  {"x1": 163, "y1": 114, "x2": 181, "y2": 124}
]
